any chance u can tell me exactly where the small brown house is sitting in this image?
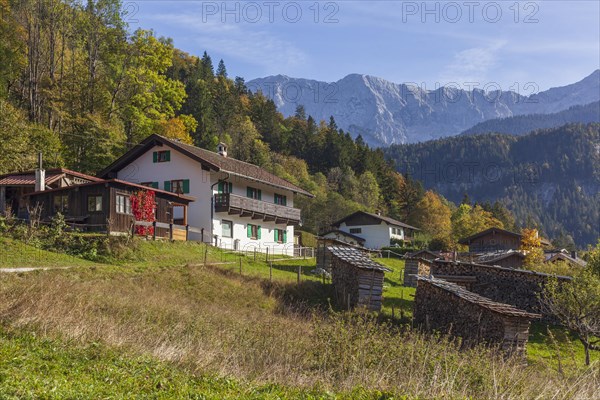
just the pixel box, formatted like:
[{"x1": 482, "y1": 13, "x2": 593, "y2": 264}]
[
  {"x1": 414, "y1": 276, "x2": 540, "y2": 355},
  {"x1": 328, "y1": 246, "x2": 390, "y2": 312},
  {"x1": 0, "y1": 168, "x2": 101, "y2": 218},
  {"x1": 459, "y1": 227, "x2": 550, "y2": 253},
  {"x1": 26, "y1": 179, "x2": 195, "y2": 237}
]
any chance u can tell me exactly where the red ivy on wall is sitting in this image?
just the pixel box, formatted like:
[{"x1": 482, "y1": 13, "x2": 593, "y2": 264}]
[{"x1": 131, "y1": 190, "x2": 156, "y2": 235}]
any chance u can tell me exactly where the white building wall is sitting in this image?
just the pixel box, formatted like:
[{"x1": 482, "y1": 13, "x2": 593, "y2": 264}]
[
  {"x1": 115, "y1": 143, "x2": 296, "y2": 255},
  {"x1": 338, "y1": 221, "x2": 392, "y2": 249}
]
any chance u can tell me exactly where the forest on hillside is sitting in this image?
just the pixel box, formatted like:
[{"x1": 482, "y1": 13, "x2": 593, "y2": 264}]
[
  {"x1": 385, "y1": 123, "x2": 600, "y2": 247},
  {"x1": 461, "y1": 102, "x2": 600, "y2": 136},
  {"x1": 0, "y1": 0, "x2": 583, "y2": 249}
]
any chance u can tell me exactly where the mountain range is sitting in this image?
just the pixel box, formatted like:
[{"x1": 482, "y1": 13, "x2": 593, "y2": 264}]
[{"x1": 248, "y1": 70, "x2": 600, "y2": 146}]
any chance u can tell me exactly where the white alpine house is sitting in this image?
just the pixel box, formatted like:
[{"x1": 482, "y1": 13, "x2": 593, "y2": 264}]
[{"x1": 99, "y1": 134, "x2": 313, "y2": 255}]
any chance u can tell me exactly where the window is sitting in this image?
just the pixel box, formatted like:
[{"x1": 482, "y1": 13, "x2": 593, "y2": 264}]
[
  {"x1": 274, "y1": 193, "x2": 287, "y2": 206},
  {"x1": 171, "y1": 180, "x2": 184, "y2": 194},
  {"x1": 141, "y1": 182, "x2": 158, "y2": 189},
  {"x1": 53, "y1": 194, "x2": 69, "y2": 214},
  {"x1": 218, "y1": 181, "x2": 233, "y2": 193},
  {"x1": 164, "y1": 179, "x2": 190, "y2": 194},
  {"x1": 116, "y1": 194, "x2": 131, "y2": 214},
  {"x1": 247, "y1": 224, "x2": 261, "y2": 240},
  {"x1": 274, "y1": 228, "x2": 287, "y2": 243},
  {"x1": 222, "y1": 220, "x2": 233, "y2": 238},
  {"x1": 153, "y1": 150, "x2": 171, "y2": 163},
  {"x1": 246, "y1": 186, "x2": 261, "y2": 200},
  {"x1": 349, "y1": 228, "x2": 362, "y2": 234},
  {"x1": 87, "y1": 195, "x2": 103, "y2": 212}
]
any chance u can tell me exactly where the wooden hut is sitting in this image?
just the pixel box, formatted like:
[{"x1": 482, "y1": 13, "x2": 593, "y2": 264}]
[
  {"x1": 26, "y1": 179, "x2": 195, "y2": 238},
  {"x1": 328, "y1": 246, "x2": 391, "y2": 312},
  {"x1": 414, "y1": 276, "x2": 541, "y2": 356}
]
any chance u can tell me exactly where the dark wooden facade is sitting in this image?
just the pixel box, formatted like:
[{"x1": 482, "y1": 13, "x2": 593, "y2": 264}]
[{"x1": 26, "y1": 180, "x2": 194, "y2": 236}]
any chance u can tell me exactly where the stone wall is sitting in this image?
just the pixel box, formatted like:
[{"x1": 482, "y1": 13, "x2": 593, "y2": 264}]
[{"x1": 431, "y1": 260, "x2": 571, "y2": 316}]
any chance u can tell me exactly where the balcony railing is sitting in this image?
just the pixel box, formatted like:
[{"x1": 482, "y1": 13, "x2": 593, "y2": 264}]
[{"x1": 214, "y1": 193, "x2": 301, "y2": 225}]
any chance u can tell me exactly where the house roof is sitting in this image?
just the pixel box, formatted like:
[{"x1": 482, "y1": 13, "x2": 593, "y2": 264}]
[
  {"x1": 475, "y1": 250, "x2": 526, "y2": 264},
  {"x1": 458, "y1": 227, "x2": 551, "y2": 246},
  {"x1": 25, "y1": 179, "x2": 196, "y2": 203},
  {"x1": 417, "y1": 276, "x2": 541, "y2": 319},
  {"x1": 97, "y1": 134, "x2": 314, "y2": 197},
  {"x1": 327, "y1": 246, "x2": 391, "y2": 272},
  {"x1": 544, "y1": 252, "x2": 587, "y2": 267},
  {"x1": 0, "y1": 168, "x2": 102, "y2": 186},
  {"x1": 332, "y1": 211, "x2": 419, "y2": 230},
  {"x1": 320, "y1": 229, "x2": 366, "y2": 243},
  {"x1": 405, "y1": 249, "x2": 440, "y2": 259}
]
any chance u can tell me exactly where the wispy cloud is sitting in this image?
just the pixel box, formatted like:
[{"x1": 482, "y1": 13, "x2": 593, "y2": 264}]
[
  {"x1": 138, "y1": 10, "x2": 309, "y2": 71},
  {"x1": 439, "y1": 41, "x2": 506, "y2": 84}
]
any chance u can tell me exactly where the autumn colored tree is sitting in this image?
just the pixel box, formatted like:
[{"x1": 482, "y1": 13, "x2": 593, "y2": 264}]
[
  {"x1": 411, "y1": 191, "x2": 452, "y2": 242},
  {"x1": 520, "y1": 228, "x2": 545, "y2": 269},
  {"x1": 451, "y1": 204, "x2": 503, "y2": 243}
]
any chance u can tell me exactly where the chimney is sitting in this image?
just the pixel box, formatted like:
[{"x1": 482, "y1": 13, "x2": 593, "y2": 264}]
[
  {"x1": 217, "y1": 142, "x2": 228, "y2": 157},
  {"x1": 35, "y1": 152, "x2": 45, "y2": 192},
  {"x1": 571, "y1": 250, "x2": 578, "y2": 260}
]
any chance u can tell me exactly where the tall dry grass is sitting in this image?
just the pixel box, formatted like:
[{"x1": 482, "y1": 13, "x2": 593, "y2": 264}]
[{"x1": 0, "y1": 265, "x2": 597, "y2": 399}]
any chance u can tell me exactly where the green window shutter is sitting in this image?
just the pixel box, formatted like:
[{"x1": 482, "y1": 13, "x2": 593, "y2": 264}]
[
  {"x1": 228, "y1": 182, "x2": 233, "y2": 193},
  {"x1": 247, "y1": 187, "x2": 252, "y2": 198},
  {"x1": 152, "y1": 182, "x2": 158, "y2": 189},
  {"x1": 257, "y1": 190, "x2": 262, "y2": 201},
  {"x1": 165, "y1": 151, "x2": 171, "y2": 161},
  {"x1": 153, "y1": 152, "x2": 158, "y2": 163},
  {"x1": 164, "y1": 181, "x2": 171, "y2": 192},
  {"x1": 247, "y1": 224, "x2": 252, "y2": 238},
  {"x1": 218, "y1": 181, "x2": 224, "y2": 193},
  {"x1": 274, "y1": 229, "x2": 278, "y2": 242},
  {"x1": 257, "y1": 225, "x2": 261, "y2": 239},
  {"x1": 283, "y1": 230, "x2": 287, "y2": 243},
  {"x1": 283, "y1": 196, "x2": 287, "y2": 206},
  {"x1": 182, "y1": 179, "x2": 190, "y2": 194}
]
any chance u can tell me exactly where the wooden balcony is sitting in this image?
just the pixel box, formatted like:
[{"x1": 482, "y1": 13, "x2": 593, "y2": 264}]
[{"x1": 214, "y1": 193, "x2": 301, "y2": 225}]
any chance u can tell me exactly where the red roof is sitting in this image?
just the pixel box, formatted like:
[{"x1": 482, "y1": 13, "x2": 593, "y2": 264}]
[{"x1": 0, "y1": 168, "x2": 102, "y2": 186}]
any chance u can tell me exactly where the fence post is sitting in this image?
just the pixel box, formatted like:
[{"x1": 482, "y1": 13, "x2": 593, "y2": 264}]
[
  {"x1": 152, "y1": 221, "x2": 157, "y2": 241},
  {"x1": 169, "y1": 223, "x2": 173, "y2": 241},
  {"x1": 269, "y1": 262, "x2": 273, "y2": 282},
  {"x1": 297, "y1": 265, "x2": 301, "y2": 284},
  {"x1": 204, "y1": 246, "x2": 208, "y2": 266},
  {"x1": 185, "y1": 224, "x2": 189, "y2": 241},
  {"x1": 201, "y1": 228, "x2": 204, "y2": 243},
  {"x1": 265, "y1": 247, "x2": 269, "y2": 262},
  {"x1": 239, "y1": 254, "x2": 242, "y2": 275},
  {"x1": 254, "y1": 249, "x2": 256, "y2": 261}
]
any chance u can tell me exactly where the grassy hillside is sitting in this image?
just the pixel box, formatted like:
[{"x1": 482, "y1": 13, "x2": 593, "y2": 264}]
[{"x1": 0, "y1": 238, "x2": 598, "y2": 398}]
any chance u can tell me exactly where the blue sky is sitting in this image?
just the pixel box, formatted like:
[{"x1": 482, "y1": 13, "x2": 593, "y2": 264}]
[{"x1": 131, "y1": 1, "x2": 600, "y2": 90}]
